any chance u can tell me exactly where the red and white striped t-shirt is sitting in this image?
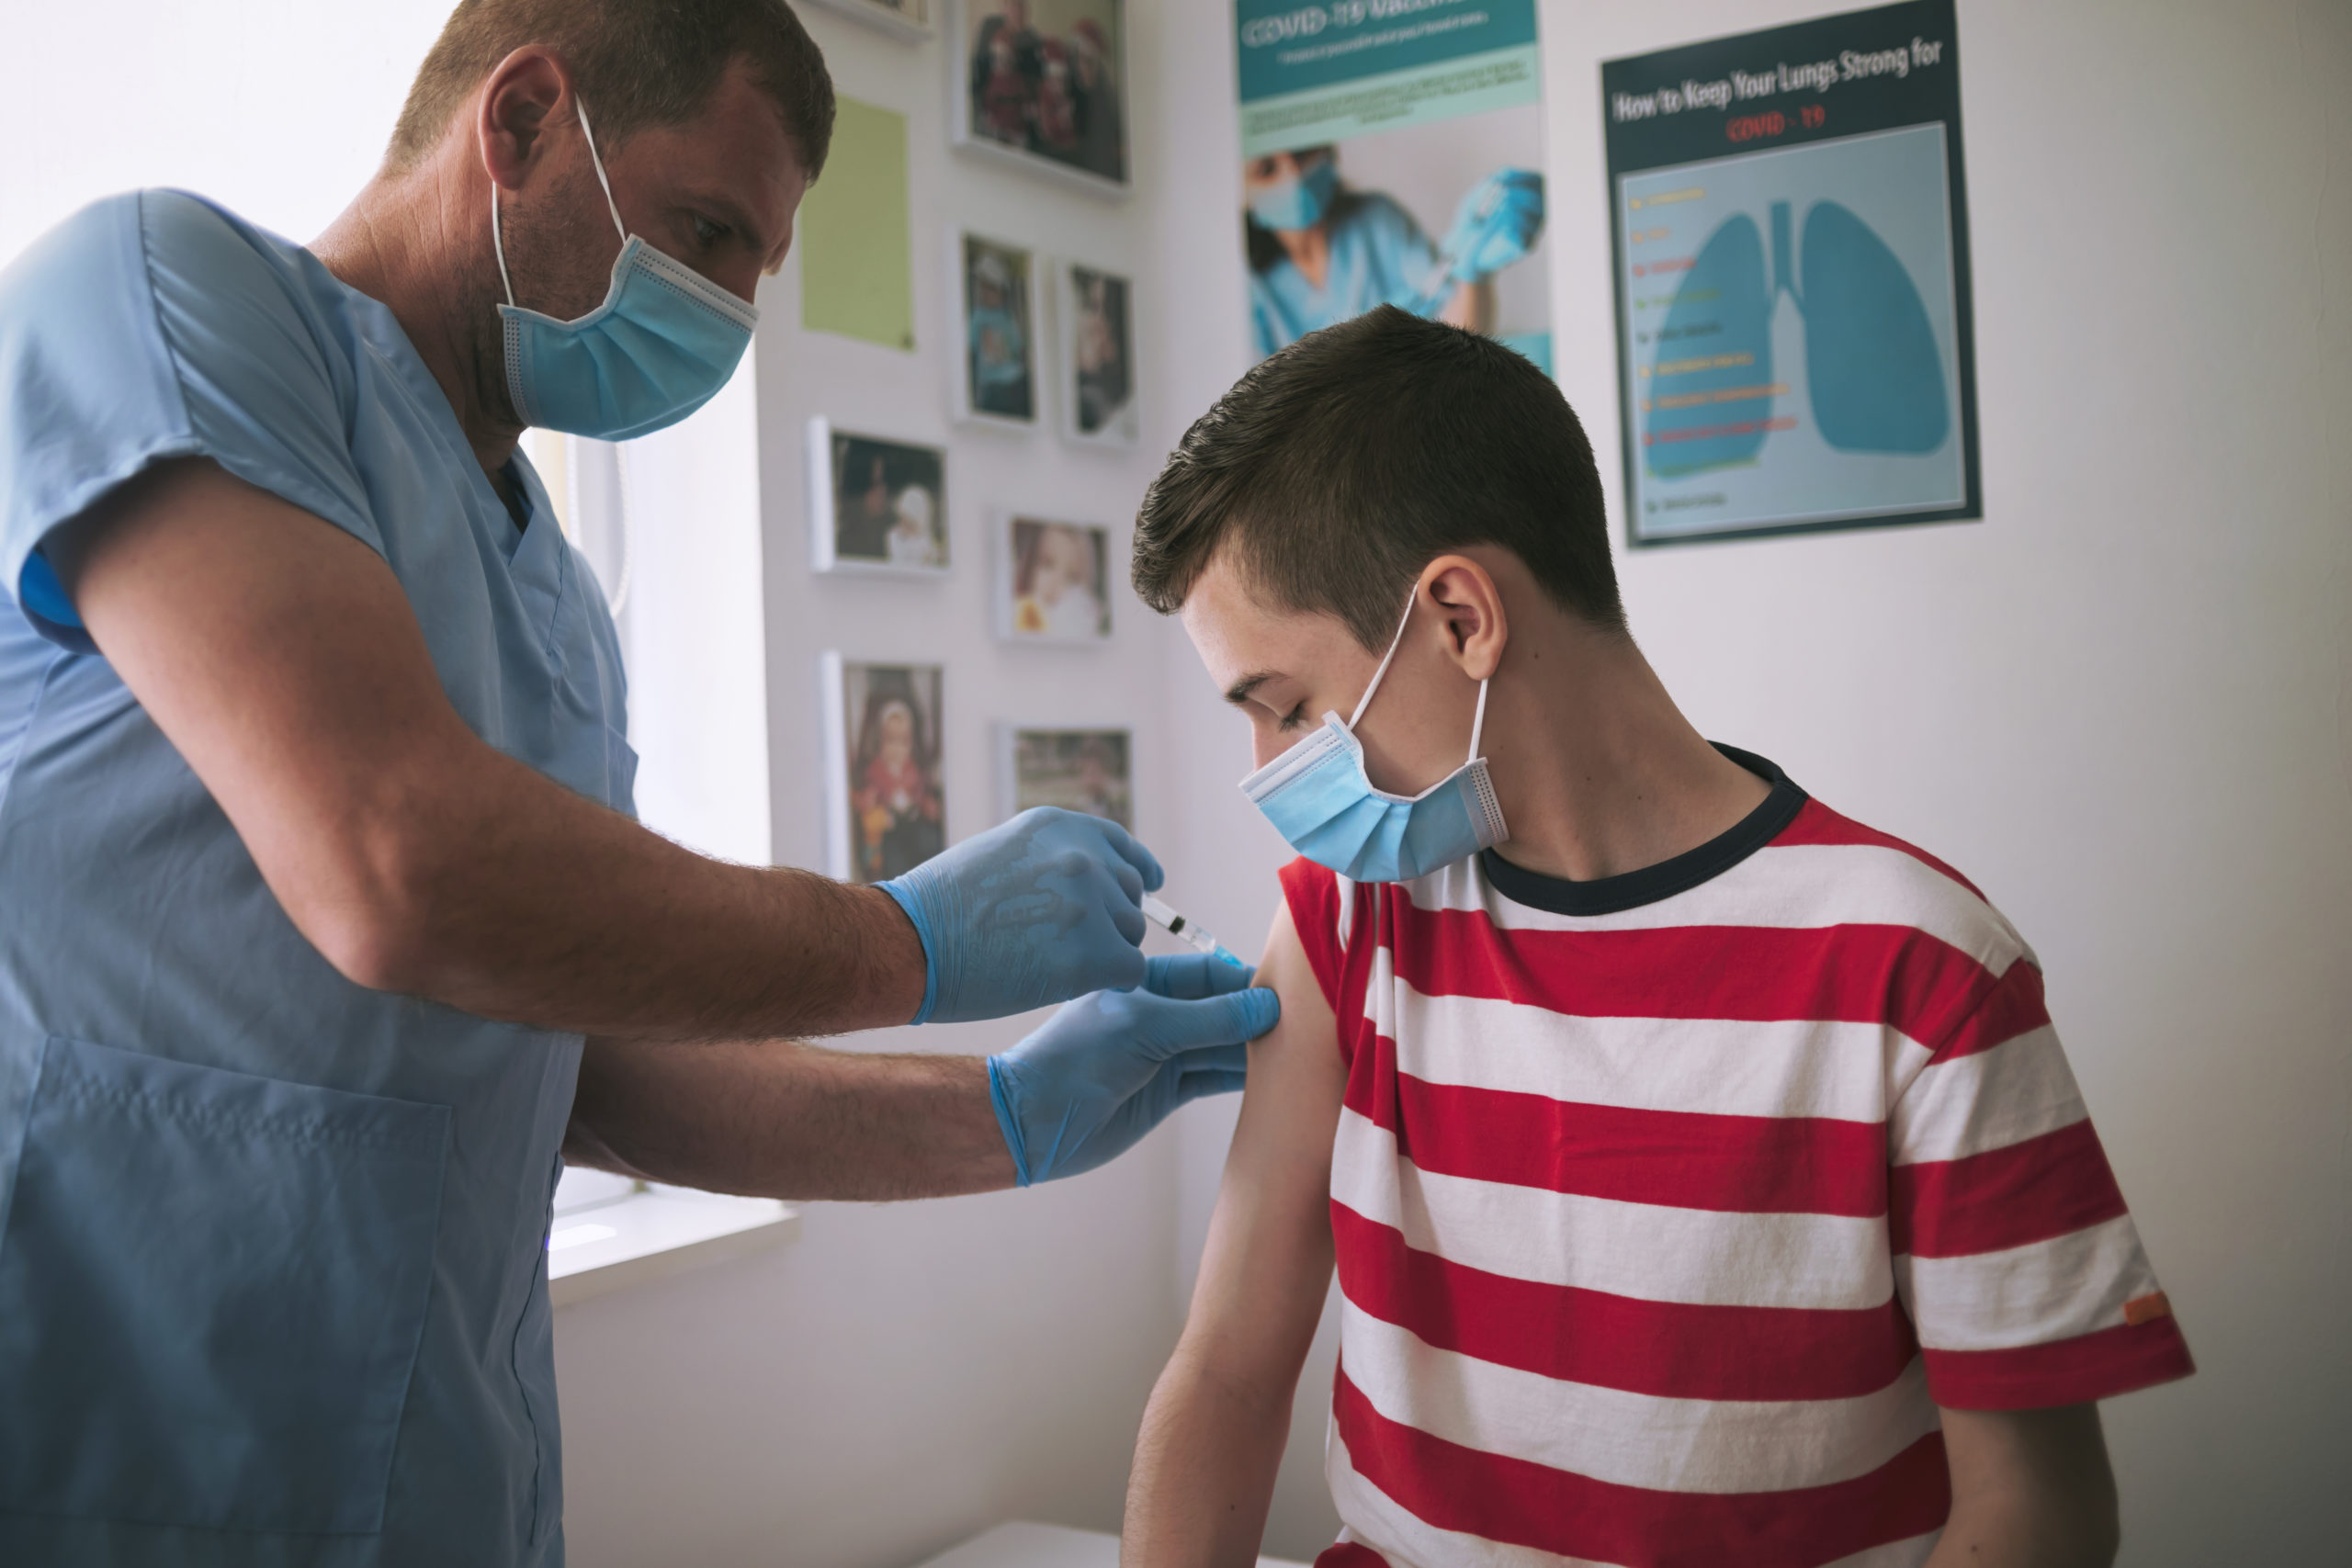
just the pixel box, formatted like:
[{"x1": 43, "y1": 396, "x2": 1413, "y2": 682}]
[{"x1": 1282, "y1": 750, "x2": 2192, "y2": 1568}]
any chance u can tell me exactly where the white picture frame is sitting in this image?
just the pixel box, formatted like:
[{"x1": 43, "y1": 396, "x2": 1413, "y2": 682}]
[
  {"x1": 990, "y1": 512, "x2": 1114, "y2": 644},
  {"x1": 805, "y1": 416, "x2": 950, "y2": 575},
  {"x1": 950, "y1": 229, "x2": 1045, "y2": 432},
  {"x1": 1056, "y1": 258, "x2": 1138, "y2": 447},
  {"x1": 823, "y1": 652, "x2": 950, "y2": 884},
  {"x1": 803, "y1": 0, "x2": 933, "y2": 41},
  {"x1": 946, "y1": 0, "x2": 1132, "y2": 201},
  {"x1": 994, "y1": 724, "x2": 1133, "y2": 829}
]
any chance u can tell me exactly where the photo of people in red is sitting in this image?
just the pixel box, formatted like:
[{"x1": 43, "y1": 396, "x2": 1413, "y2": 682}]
[
  {"x1": 960, "y1": 0, "x2": 1126, "y2": 186},
  {"x1": 839, "y1": 663, "x2": 946, "y2": 883}
]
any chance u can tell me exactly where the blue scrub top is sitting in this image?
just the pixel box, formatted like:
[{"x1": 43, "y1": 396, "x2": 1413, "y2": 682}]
[
  {"x1": 0, "y1": 191, "x2": 634, "y2": 1564},
  {"x1": 1249, "y1": 191, "x2": 1442, "y2": 359}
]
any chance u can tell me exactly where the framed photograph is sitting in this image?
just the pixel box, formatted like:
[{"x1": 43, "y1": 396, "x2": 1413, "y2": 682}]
[
  {"x1": 822, "y1": 654, "x2": 948, "y2": 884},
  {"x1": 992, "y1": 513, "x2": 1112, "y2": 643},
  {"x1": 997, "y1": 726, "x2": 1132, "y2": 829},
  {"x1": 806, "y1": 417, "x2": 948, "y2": 573},
  {"x1": 953, "y1": 231, "x2": 1042, "y2": 429},
  {"x1": 949, "y1": 0, "x2": 1130, "y2": 198},
  {"x1": 1057, "y1": 261, "x2": 1136, "y2": 446},
  {"x1": 805, "y1": 0, "x2": 932, "y2": 41}
]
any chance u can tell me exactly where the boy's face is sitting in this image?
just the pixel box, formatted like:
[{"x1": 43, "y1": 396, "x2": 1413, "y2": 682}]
[{"x1": 1181, "y1": 548, "x2": 1484, "y2": 796}]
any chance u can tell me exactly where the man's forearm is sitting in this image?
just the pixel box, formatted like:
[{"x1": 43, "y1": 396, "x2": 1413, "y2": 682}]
[
  {"x1": 379, "y1": 740, "x2": 928, "y2": 1042},
  {"x1": 564, "y1": 1033, "x2": 1014, "y2": 1200},
  {"x1": 1124, "y1": 1347, "x2": 1294, "y2": 1568}
]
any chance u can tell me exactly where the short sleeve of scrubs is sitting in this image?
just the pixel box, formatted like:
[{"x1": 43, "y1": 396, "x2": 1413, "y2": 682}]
[{"x1": 0, "y1": 190, "x2": 381, "y2": 654}]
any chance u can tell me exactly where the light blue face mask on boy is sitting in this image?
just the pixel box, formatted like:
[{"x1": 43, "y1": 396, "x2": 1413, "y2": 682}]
[
  {"x1": 492, "y1": 98, "x2": 759, "y2": 441},
  {"x1": 1239, "y1": 595, "x2": 1510, "y2": 884}
]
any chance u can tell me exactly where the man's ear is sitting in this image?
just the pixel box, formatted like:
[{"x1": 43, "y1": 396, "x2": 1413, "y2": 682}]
[
  {"x1": 477, "y1": 47, "x2": 571, "y2": 192},
  {"x1": 1419, "y1": 555, "x2": 1507, "y2": 682}
]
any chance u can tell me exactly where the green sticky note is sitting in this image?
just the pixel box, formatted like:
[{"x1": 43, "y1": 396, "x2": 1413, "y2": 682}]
[{"x1": 799, "y1": 97, "x2": 914, "y2": 351}]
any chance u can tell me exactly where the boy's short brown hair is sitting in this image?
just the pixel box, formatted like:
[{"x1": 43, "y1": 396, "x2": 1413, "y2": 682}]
[{"x1": 1132, "y1": 307, "x2": 1623, "y2": 650}]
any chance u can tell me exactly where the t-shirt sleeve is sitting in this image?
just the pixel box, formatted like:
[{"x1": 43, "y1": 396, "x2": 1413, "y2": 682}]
[
  {"x1": 1277, "y1": 856, "x2": 1354, "y2": 1020},
  {"x1": 1888, "y1": 956, "x2": 2195, "y2": 1409},
  {"x1": 0, "y1": 190, "x2": 381, "y2": 653}
]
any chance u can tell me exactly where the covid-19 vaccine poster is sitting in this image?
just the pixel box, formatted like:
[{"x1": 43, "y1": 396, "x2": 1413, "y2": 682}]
[
  {"x1": 1605, "y1": 0, "x2": 1980, "y2": 547},
  {"x1": 1233, "y1": 0, "x2": 1552, "y2": 375}
]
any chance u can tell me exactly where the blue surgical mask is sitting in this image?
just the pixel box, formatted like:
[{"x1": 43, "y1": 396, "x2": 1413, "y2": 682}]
[
  {"x1": 492, "y1": 99, "x2": 758, "y2": 441},
  {"x1": 1238, "y1": 595, "x2": 1509, "y2": 883},
  {"x1": 1248, "y1": 155, "x2": 1339, "y2": 232}
]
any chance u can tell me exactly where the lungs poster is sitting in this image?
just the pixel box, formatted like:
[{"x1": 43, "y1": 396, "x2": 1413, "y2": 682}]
[
  {"x1": 1604, "y1": 0, "x2": 1978, "y2": 547},
  {"x1": 1234, "y1": 0, "x2": 1552, "y2": 373}
]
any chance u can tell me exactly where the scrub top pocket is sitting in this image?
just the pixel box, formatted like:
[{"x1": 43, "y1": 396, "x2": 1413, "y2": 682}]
[{"x1": 0, "y1": 1036, "x2": 449, "y2": 1534}]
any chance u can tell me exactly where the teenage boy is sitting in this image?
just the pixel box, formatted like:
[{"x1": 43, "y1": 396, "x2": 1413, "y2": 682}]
[{"x1": 1120, "y1": 307, "x2": 2192, "y2": 1568}]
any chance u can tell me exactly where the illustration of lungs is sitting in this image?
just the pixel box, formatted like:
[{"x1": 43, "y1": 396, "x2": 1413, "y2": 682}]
[
  {"x1": 1644, "y1": 213, "x2": 1774, "y2": 479},
  {"x1": 1794, "y1": 200, "x2": 1948, "y2": 453}
]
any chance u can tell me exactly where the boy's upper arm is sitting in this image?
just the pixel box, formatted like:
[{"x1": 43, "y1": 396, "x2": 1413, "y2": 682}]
[{"x1": 1176, "y1": 901, "x2": 1347, "y2": 1392}]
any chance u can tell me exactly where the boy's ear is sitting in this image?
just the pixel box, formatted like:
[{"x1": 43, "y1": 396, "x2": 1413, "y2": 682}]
[{"x1": 1420, "y1": 556, "x2": 1507, "y2": 682}]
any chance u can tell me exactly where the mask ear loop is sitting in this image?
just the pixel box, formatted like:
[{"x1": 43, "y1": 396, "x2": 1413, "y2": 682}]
[
  {"x1": 491, "y1": 184, "x2": 517, "y2": 308},
  {"x1": 1466, "y1": 676, "x2": 1490, "y2": 764},
  {"x1": 571, "y1": 97, "x2": 628, "y2": 243},
  {"x1": 1348, "y1": 592, "x2": 1421, "y2": 730},
  {"x1": 489, "y1": 95, "x2": 625, "y2": 308}
]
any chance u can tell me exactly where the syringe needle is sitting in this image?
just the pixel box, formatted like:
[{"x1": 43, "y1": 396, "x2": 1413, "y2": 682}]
[{"x1": 1140, "y1": 893, "x2": 1248, "y2": 969}]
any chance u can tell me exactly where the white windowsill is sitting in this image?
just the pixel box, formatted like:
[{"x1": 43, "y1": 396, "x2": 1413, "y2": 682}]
[
  {"x1": 548, "y1": 1186, "x2": 800, "y2": 1308},
  {"x1": 912, "y1": 1521, "x2": 1308, "y2": 1567}
]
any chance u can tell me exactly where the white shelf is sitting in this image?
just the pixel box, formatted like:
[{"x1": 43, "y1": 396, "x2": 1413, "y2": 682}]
[
  {"x1": 548, "y1": 1187, "x2": 800, "y2": 1308},
  {"x1": 910, "y1": 1521, "x2": 1306, "y2": 1568}
]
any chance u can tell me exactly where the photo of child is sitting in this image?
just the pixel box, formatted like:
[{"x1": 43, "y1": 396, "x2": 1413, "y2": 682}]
[
  {"x1": 955, "y1": 0, "x2": 1127, "y2": 191},
  {"x1": 960, "y1": 233, "x2": 1036, "y2": 424},
  {"x1": 997, "y1": 515, "x2": 1111, "y2": 642},
  {"x1": 1062, "y1": 262, "x2": 1136, "y2": 444},
  {"x1": 829, "y1": 660, "x2": 946, "y2": 884},
  {"x1": 808, "y1": 420, "x2": 947, "y2": 573},
  {"x1": 1001, "y1": 727, "x2": 1130, "y2": 829}
]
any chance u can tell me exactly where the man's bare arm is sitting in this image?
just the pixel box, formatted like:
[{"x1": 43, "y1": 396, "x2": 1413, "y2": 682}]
[
  {"x1": 564, "y1": 1036, "x2": 1015, "y2": 1200},
  {"x1": 1926, "y1": 1404, "x2": 2120, "y2": 1567},
  {"x1": 49, "y1": 459, "x2": 923, "y2": 1040},
  {"x1": 1124, "y1": 906, "x2": 1345, "y2": 1567}
]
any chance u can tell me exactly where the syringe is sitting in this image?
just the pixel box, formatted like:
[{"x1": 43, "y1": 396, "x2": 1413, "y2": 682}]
[{"x1": 1141, "y1": 893, "x2": 1249, "y2": 970}]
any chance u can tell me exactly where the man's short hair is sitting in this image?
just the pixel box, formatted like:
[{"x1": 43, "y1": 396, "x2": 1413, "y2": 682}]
[
  {"x1": 1133, "y1": 307, "x2": 1624, "y2": 650},
  {"x1": 387, "y1": 0, "x2": 835, "y2": 179}
]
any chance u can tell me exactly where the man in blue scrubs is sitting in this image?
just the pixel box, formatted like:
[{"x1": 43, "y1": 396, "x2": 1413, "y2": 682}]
[
  {"x1": 0, "y1": 2, "x2": 1272, "y2": 1562},
  {"x1": 1242, "y1": 144, "x2": 1545, "y2": 360}
]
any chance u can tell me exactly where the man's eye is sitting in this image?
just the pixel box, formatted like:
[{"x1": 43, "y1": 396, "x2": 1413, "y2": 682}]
[
  {"x1": 691, "y1": 215, "x2": 729, "y2": 247},
  {"x1": 1275, "y1": 703, "x2": 1306, "y2": 732}
]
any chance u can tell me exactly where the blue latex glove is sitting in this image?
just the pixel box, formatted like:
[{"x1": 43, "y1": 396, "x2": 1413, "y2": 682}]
[
  {"x1": 1436, "y1": 167, "x2": 1547, "y2": 286},
  {"x1": 988, "y1": 953, "x2": 1279, "y2": 1185},
  {"x1": 879, "y1": 807, "x2": 1162, "y2": 1024}
]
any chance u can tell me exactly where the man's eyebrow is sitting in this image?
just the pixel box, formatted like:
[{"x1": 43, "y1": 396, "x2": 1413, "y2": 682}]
[{"x1": 1223, "y1": 671, "x2": 1281, "y2": 706}]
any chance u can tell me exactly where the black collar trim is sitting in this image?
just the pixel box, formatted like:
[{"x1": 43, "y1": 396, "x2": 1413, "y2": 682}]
[{"x1": 1478, "y1": 745, "x2": 1807, "y2": 918}]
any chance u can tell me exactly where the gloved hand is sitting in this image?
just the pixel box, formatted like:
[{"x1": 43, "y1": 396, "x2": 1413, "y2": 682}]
[
  {"x1": 1438, "y1": 167, "x2": 1546, "y2": 284},
  {"x1": 988, "y1": 953, "x2": 1279, "y2": 1185},
  {"x1": 879, "y1": 807, "x2": 1161, "y2": 1024}
]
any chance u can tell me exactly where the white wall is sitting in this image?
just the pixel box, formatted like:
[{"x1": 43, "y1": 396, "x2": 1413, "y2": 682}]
[
  {"x1": 1147, "y1": 0, "x2": 2352, "y2": 1562},
  {"x1": 0, "y1": 2, "x2": 449, "y2": 265}
]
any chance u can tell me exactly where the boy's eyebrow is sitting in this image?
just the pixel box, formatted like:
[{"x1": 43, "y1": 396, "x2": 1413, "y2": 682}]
[{"x1": 1223, "y1": 671, "x2": 1281, "y2": 706}]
